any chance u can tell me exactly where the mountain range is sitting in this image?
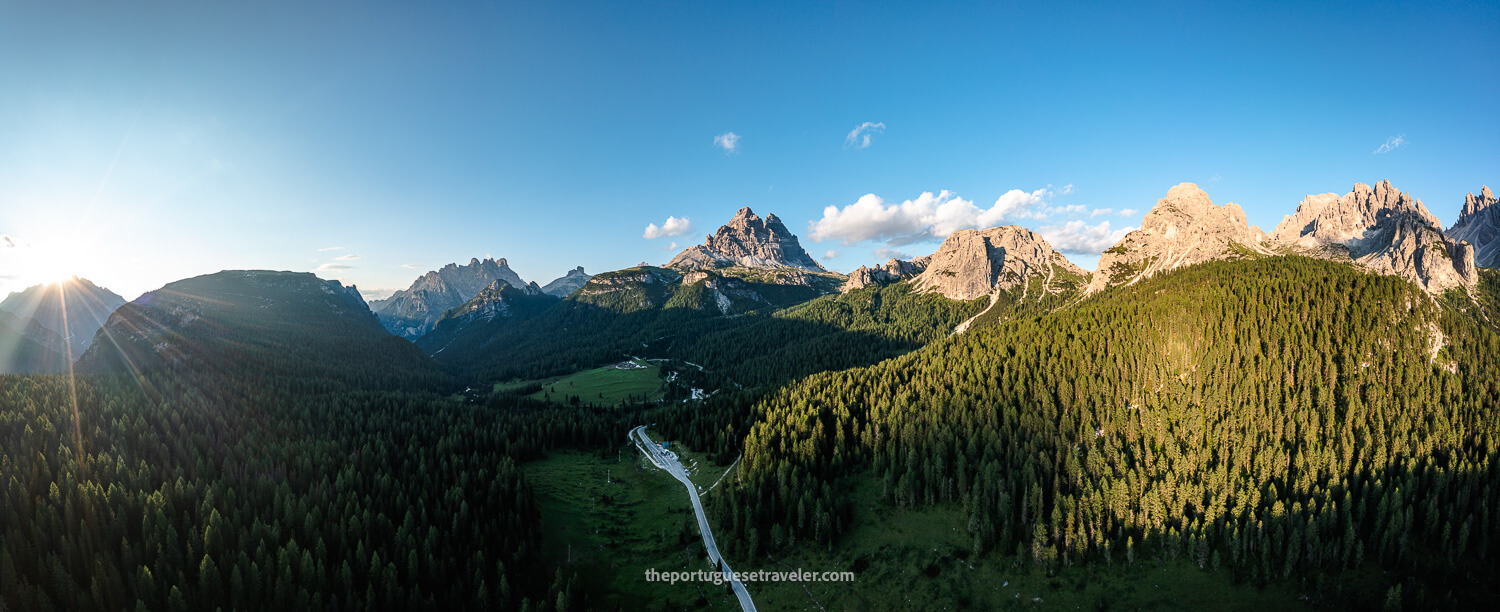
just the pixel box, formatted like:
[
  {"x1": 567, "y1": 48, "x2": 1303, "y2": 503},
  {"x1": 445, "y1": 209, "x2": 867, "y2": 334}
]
[
  {"x1": 4, "y1": 178, "x2": 1494, "y2": 373},
  {"x1": 849, "y1": 180, "x2": 1492, "y2": 303},
  {"x1": 6, "y1": 177, "x2": 1500, "y2": 611}
]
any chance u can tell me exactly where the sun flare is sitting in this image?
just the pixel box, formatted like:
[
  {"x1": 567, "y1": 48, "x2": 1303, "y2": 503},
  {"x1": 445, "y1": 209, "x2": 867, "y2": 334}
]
[{"x1": 5, "y1": 232, "x2": 96, "y2": 288}]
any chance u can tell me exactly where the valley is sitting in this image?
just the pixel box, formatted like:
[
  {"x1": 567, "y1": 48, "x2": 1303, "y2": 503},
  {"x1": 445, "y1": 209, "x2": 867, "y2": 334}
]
[{"x1": 5, "y1": 180, "x2": 1500, "y2": 609}]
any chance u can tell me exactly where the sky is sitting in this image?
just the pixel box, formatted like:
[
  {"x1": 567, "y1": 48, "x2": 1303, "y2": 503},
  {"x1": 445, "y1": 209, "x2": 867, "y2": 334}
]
[{"x1": 1, "y1": 1, "x2": 1496, "y2": 301}]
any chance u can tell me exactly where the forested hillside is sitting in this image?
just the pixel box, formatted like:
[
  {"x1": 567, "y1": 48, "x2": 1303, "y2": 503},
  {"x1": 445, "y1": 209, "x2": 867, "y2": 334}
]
[
  {"x1": 0, "y1": 268, "x2": 639, "y2": 610},
  {"x1": 718, "y1": 257, "x2": 1500, "y2": 607},
  {"x1": 79, "y1": 271, "x2": 449, "y2": 392},
  {"x1": 430, "y1": 281, "x2": 986, "y2": 394}
]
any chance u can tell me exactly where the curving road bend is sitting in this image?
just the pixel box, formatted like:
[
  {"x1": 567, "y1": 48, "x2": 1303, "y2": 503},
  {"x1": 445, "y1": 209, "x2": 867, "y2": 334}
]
[{"x1": 631, "y1": 425, "x2": 756, "y2": 612}]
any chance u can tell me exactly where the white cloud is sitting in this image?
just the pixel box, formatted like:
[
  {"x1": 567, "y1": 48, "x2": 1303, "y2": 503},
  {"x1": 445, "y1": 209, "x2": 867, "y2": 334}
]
[
  {"x1": 824, "y1": 249, "x2": 838, "y2": 259},
  {"x1": 873, "y1": 247, "x2": 910, "y2": 261},
  {"x1": 1038, "y1": 220, "x2": 1135, "y2": 255},
  {"x1": 401, "y1": 263, "x2": 423, "y2": 269},
  {"x1": 318, "y1": 246, "x2": 344, "y2": 252},
  {"x1": 1118, "y1": 208, "x2": 1139, "y2": 217},
  {"x1": 334, "y1": 254, "x2": 360, "y2": 261},
  {"x1": 714, "y1": 132, "x2": 739, "y2": 153},
  {"x1": 315, "y1": 263, "x2": 354, "y2": 272},
  {"x1": 808, "y1": 187, "x2": 1055, "y2": 246},
  {"x1": 1, "y1": 235, "x2": 15, "y2": 248},
  {"x1": 1061, "y1": 184, "x2": 1075, "y2": 195},
  {"x1": 664, "y1": 241, "x2": 678, "y2": 251},
  {"x1": 845, "y1": 122, "x2": 886, "y2": 149},
  {"x1": 1090, "y1": 208, "x2": 1114, "y2": 217},
  {"x1": 644, "y1": 216, "x2": 693, "y2": 239},
  {"x1": 1373, "y1": 134, "x2": 1406, "y2": 155}
]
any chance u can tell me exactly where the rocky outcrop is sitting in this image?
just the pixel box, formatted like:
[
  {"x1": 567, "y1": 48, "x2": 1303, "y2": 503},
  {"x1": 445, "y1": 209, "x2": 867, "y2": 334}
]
[
  {"x1": 1086, "y1": 183, "x2": 1269, "y2": 295},
  {"x1": 370, "y1": 257, "x2": 528, "y2": 339},
  {"x1": 668, "y1": 207, "x2": 827, "y2": 272},
  {"x1": 912, "y1": 226, "x2": 1088, "y2": 301},
  {"x1": 541, "y1": 266, "x2": 593, "y2": 297},
  {"x1": 1449, "y1": 186, "x2": 1499, "y2": 268},
  {"x1": 1273, "y1": 181, "x2": 1477, "y2": 293},
  {"x1": 841, "y1": 257, "x2": 930, "y2": 292},
  {"x1": 680, "y1": 271, "x2": 774, "y2": 314}
]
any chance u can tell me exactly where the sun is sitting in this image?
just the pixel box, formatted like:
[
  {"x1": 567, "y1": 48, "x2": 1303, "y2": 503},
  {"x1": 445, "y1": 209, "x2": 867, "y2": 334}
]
[{"x1": 10, "y1": 232, "x2": 95, "y2": 287}]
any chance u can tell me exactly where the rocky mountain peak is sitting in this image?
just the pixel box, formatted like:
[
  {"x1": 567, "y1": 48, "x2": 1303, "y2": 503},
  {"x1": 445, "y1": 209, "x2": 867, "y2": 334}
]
[
  {"x1": 370, "y1": 257, "x2": 528, "y2": 339},
  {"x1": 1459, "y1": 186, "x2": 1496, "y2": 221},
  {"x1": 1085, "y1": 183, "x2": 1269, "y2": 295},
  {"x1": 1140, "y1": 183, "x2": 1262, "y2": 241},
  {"x1": 1273, "y1": 180, "x2": 1474, "y2": 293},
  {"x1": 1272, "y1": 180, "x2": 1443, "y2": 251},
  {"x1": 541, "y1": 266, "x2": 593, "y2": 297},
  {"x1": 912, "y1": 226, "x2": 1086, "y2": 301},
  {"x1": 1451, "y1": 185, "x2": 1500, "y2": 268},
  {"x1": 667, "y1": 208, "x2": 827, "y2": 272}
]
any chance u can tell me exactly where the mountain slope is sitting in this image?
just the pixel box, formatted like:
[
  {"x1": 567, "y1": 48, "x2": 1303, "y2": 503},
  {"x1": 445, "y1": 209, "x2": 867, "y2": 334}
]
[
  {"x1": 0, "y1": 277, "x2": 125, "y2": 357},
  {"x1": 0, "y1": 309, "x2": 67, "y2": 373},
  {"x1": 1273, "y1": 180, "x2": 1477, "y2": 292},
  {"x1": 1449, "y1": 185, "x2": 1499, "y2": 268},
  {"x1": 415, "y1": 279, "x2": 559, "y2": 357},
  {"x1": 78, "y1": 270, "x2": 447, "y2": 390},
  {"x1": 369, "y1": 257, "x2": 528, "y2": 339}
]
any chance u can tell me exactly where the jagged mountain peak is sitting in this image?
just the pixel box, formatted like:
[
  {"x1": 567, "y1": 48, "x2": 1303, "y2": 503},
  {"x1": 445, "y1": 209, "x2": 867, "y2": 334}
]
[
  {"x1": 1459, "y1": 185, "x2": 1496, "y2": 220},
  {"x1": 1273, "y1": 180, "x2": 1475, "y2": 292},
  {"x1": 667, "y1": 207, "x2": 827, "y2": 273},
  {"x1": 1451, "y1": 185, "x2": 1500, "y2": 268}
]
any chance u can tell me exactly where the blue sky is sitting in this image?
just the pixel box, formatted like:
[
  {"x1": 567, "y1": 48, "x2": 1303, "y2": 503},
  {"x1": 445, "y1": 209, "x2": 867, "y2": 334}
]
[{"x1": 1, "y1": 1, "x2": 1496, "y2": 300}]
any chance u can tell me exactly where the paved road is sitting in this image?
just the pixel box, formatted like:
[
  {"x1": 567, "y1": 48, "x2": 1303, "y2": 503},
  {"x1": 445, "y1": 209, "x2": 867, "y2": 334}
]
[{"x1": 631, "y1": 425, "x2": 756, "y2": 612}]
